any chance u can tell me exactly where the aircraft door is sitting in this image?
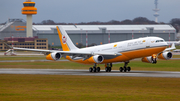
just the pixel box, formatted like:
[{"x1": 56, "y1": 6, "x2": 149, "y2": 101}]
[{"x1": 146, "y1": 38, "x2": 150, "y2": 48}]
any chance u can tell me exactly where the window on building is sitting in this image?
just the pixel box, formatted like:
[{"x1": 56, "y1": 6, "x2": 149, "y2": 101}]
[
  {"x1": 36, "y1": 40, "x2": 41, "y2": 42},
  {"x1": 42, "y1": 43, "x2": 46, "y2": 45}
]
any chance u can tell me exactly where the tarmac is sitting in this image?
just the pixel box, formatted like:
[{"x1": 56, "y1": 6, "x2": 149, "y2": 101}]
[{"x1": 0, "y1": 69, "x2": 180, "y2": 78}]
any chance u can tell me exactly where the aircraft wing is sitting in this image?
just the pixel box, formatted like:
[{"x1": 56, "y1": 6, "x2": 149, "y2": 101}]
[
  {"x1": 13, "y1": 47, "x2": 122, "y2": 56},
  {"x1": 164, "y1": 43, "x2": 176, "y2": 51}
]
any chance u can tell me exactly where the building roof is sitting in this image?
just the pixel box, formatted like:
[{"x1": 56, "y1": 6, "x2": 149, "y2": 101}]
[
  {"x1": 0, "y1": 19, "x2": 26, "y2": 32},
  {"x1": 33, "y1": 25, "x2": 176, "y2": 33},
  {"x1": 0, "y1": 18, "x2": 176, "y2": 33}
]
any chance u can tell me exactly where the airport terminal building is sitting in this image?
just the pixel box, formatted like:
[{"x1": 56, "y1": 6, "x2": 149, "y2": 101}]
[{"x1": 0, "y1": 19, "x2": 177, "y2": 47}]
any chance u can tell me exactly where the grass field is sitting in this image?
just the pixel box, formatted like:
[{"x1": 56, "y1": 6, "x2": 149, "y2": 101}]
[
  {"x1": 0, "y1": 75, "x2": 180, "y2": 101},
  {"x1": 0, "y1": 55, "x2": 180, "y2": 100},
  {"x1": 0, "y1": 56, "x2": 46, "y2": 61}
]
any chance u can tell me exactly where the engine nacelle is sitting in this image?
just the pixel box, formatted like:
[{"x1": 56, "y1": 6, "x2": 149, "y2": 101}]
[
  {"x1": 88, "y1": 55, "x2": 104, "y2": 63},
  {"x1": 158, "y1": 52, "x2": 172, "y2": 60},
  {"x1": 142, "y1": 56, "x2": 153, "y2": 63},
  {"x1": 46, "y1": 52, "x2": 62, "y2": 61}
]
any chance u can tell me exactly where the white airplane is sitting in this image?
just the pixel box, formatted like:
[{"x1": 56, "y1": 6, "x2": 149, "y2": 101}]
[
  {"x1": 13, "y1": 26, "x2": 176, "y2": 72},
  {"x1": 166, "y1": 41, "x2": 180, "y2": 45}
]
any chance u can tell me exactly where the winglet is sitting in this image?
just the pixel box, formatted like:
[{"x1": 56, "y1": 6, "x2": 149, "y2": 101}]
[
  {"x1": 165, "y1": 43, "x2": 176, "y2": 51},
  {"x1": 171, "y1": 43, "x2": 176, "y2": 49}
]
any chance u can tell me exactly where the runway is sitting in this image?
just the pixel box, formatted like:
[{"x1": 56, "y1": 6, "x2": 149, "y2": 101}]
[{"x1": 0, "y1": 69, "x2": 180, "y2": 78}]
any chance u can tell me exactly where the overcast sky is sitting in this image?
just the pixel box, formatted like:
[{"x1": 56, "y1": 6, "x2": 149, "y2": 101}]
[{"x1": 0, "y1": 0, "x2": 179, "y2": 23}]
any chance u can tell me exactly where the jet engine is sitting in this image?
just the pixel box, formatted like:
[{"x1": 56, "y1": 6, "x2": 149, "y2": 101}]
[
  {"x1": 88, "y1": 55, "x2": 104, "y2": 63},
  {"x1": 46, "y1": 52, "x2": 62, "y2": 61},
  {"x1": 158, "y1": 52, "x2": 172, "y2": 60},
  {"x1": 141, "y1": 56, "x2": 153, "y2": 63}
]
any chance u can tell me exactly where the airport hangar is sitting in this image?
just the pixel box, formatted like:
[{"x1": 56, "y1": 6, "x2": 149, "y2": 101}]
[{"x1": 0, "y1": 19, "x2": 176, "y2": 48}]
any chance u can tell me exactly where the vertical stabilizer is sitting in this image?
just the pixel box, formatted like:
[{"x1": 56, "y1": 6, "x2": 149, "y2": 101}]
[{"x1": 57, "y1": 26, "x2": 78, "y2": 51}]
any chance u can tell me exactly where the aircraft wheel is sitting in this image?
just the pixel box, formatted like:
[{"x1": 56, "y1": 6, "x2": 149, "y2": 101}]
[
  {"x1": 105, "y1": 67, "x2": 109, "y2": 72},
  {"x1": 93, "y1": 67, "x2": 96, "y2": 72},
  {"x1": 124, "y1": 67, "x2": 127, "y2": 72},
  {"x1": 108, "y1": 67, "x2": 111, "y2": 72},
  {"x1": 152, "y1": 59, "x2": 157, "y2": 64},
  {"x1": 89, "y1": 67, "x2": 93, "y2": 72},
  {"x1": 97, "y1": 67, "x2": 100, "y2": 72},
  {"x1": 127, "y1": 67, "x2": 131, "y2": 72},
  {"x1": 119, "y1": 67, "x2": 123, "y2": 72}
]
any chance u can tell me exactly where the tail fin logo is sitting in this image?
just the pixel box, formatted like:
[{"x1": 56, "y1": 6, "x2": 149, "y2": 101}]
[{"x1": 62, "y1": 35, "x2": 67, "y2": 44}]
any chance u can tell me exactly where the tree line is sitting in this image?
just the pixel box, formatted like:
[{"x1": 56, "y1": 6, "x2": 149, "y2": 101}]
[{"x1": 33, "y1": 17, "x2": 180, "y2": 33}]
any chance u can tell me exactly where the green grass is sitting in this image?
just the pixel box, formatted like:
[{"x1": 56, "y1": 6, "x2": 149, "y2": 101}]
[
  {"x1": 172, "y1": 55, "x2": 180, "y2": 58},
  {"x1": 0, "y1": 56, "x2": 46, "y2": 61},
  {"x1": 175, "y1": 45, "x2": 180, "y2": 49},
  {"x1": 0, "y1": 75, "x2": 180, "y2": 101}
]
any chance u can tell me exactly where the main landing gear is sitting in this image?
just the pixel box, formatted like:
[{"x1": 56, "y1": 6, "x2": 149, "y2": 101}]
[
  {"x1": 105, "y1": 63, "x2": 112, "y2": 72},
  {"x1": 119, "y1": 61, "x2": 131, "y2": 72},
  {"x1": 89, "y1": 63, "x2": 112, "y2": 73},
  {"x1": 89, "y1": 64, "x2": 101, "y2": 72},
  {"x1": 89, "y1": 62, "x2": 131, "y2": 73}
]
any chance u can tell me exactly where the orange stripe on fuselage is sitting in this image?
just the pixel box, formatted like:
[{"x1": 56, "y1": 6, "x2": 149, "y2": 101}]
[
  {"x1": 65, "y1": 46, "x2": 167, "y2": 64},
  {"x1": 56, "y1": 26, "x2": 70, "y2": 51}
]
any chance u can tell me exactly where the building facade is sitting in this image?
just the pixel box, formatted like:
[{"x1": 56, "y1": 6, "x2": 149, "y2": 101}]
[
  {"x1": 35, "y1": 25, "x2": 176, "y2": 46},
  {"x1": 0, "y1": 37, "x2": 48, "y2": 51},
  {"x1": 0, "y1": 19, "x2": 177, "y2": 47}
]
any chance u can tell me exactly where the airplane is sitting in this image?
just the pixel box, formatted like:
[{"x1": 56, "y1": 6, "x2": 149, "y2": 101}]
[
  {"x1": 166, "y1": 41, "x2": 180, "y2": 45},
  {"x1": 12, "y1": 26, "x2": 176, "y2": 73}
]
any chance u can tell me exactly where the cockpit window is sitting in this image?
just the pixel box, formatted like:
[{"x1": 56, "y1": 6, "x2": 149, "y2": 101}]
[{"x1": 156, "y1": 40, "x2": 164, "y2": 43}]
